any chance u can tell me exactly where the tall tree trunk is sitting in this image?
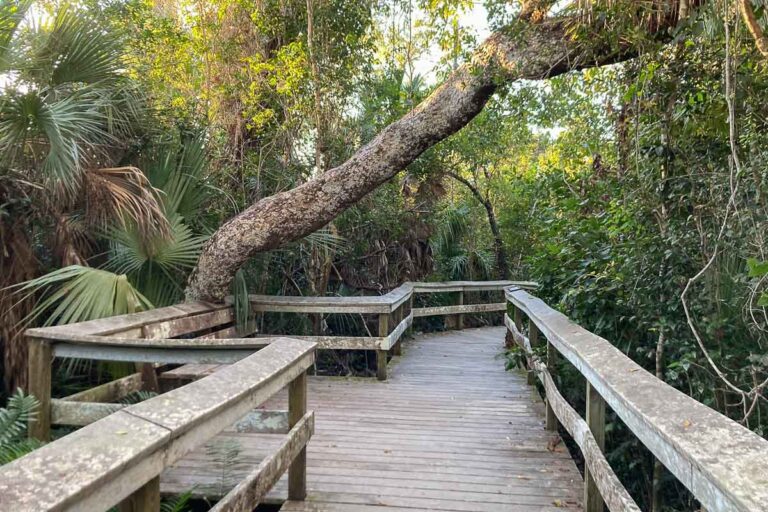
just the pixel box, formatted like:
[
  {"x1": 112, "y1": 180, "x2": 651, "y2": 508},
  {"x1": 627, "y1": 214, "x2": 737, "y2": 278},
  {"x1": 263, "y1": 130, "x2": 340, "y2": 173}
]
[
  {"x1": 445, "y1": 171, "x2": 510, "y2": 279},
  {"x1": 739, "y1": 0, "x2": 768, "y2": 58},
  {"x1": 186, "y1": 5, "x2": 694, "y2": 302}
]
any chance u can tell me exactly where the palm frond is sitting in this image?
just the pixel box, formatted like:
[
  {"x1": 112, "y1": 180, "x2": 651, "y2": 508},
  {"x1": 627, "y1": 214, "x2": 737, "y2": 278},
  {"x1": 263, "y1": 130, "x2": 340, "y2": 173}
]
[
  {"x1": 106, "y1": 216, "x2": 206, "y2": 306},
  {"x1": 0, "y1": 87, "x2": 112, "y2": 187},
  {"x1": 0, "y1": 389, "x2": 38, "y2": 446},
  {"x1": 0, "y1": 0, "x2": 32, "y2": 73},
  {"x1": 447, "y1": 254, "x2": 469, "y2": 281},
  {"x1": 84, "y1": 166, "x2": 170, "y2": 239},
  {"x1": 25, "y1": 6, "x2": 121, "y2": 86},
  {"x1": 107, "y1": 216, "x2": 206, "y2": 275},
  {"x1": 119, "y1": 390, "x2": 158, "y2": 405},
  {"x1": 469, "y1": 249, "x2": 494, "y2": 280},
  {"x1": 0, "y1": 5, "x2": 144, "y2": 194},
  {"x1": 143, "y1": 134, "x2": 211, "y2": 220},
  {"x1": 431, "y1": 205, "x2": 470, "y2": 257},
  {"x1": 301, "y1": 229, "x2": 349, "y2": 253},
  {"x1": 52, "y1": 214, "x2": 92, "y2": 266},
  {"x1": 14, "y1": 265, "x2": 153, "y2": 327}
]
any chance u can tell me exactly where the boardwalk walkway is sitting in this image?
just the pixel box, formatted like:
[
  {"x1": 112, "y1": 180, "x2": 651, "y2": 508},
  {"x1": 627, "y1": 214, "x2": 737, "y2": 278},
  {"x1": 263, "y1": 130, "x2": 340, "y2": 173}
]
[{"x1": 161, "y1": 327, "x2": 583, "y2": 511}]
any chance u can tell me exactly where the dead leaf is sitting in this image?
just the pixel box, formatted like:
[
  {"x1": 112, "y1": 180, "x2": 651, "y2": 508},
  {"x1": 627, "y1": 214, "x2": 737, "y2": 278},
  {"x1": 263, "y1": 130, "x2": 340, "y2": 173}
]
[{"x1": 547, "y1": 436, "x2": 562, "y2": 452}]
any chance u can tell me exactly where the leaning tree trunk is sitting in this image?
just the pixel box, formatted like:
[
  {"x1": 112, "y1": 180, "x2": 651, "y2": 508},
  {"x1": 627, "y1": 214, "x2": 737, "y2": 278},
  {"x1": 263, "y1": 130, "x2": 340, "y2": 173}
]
[{"x1": 186, "y1": 3, "x2": 694, "y2": 302}]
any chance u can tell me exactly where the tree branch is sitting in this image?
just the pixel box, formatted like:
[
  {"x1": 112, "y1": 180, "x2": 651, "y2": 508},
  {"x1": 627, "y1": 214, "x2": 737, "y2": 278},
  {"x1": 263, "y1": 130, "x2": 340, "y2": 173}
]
[
  {"x1": 186, "y1": 4, "x2": 698, "y2": 301},
  {"x1": 738, "y1": 0, "x2": 768, "y2": 58}
]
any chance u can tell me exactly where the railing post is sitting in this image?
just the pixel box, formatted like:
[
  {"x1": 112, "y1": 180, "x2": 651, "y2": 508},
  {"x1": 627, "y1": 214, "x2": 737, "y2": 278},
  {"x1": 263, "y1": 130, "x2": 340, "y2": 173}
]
[
  {"x1": 27, "y1": 337, "x2": 52, "y2": 441},
  {"x1": 513, "y1": 305, "x2": 523, "y2": 333},
  {"x1": 288, "y1": 370, "x2": 308, "y2": 500},
  {"x1": 527, "y1": 321, "x2": 539, "y2": 386},
  {"x1": 377, "y1": 313, "x2": 389, "y2": 381},
  {"x1": 584, "y1": 381, "x2": 606, "y2": 512},
  {"x1": 135, "y1": 363, "x2": 160, "y2": 393},
  {"x1": 545, "y1": 340, "x2": 558, "y2": 431},
  {"x1": 392, "y1": 305, "x2": 402, "y2": 356},
  {"x1": 118, "y1": 477, "x2": 160, "y2": 512},
  {"x1": 405, "y1": 295, "x2": 414, "y2": 337},
  {"x1": 456, "y1": 290, "x2": 464, "y2": 330}
]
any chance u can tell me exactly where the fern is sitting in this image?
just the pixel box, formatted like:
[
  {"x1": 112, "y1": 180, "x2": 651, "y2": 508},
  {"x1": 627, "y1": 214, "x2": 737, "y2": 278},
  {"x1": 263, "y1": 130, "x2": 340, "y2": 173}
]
[
  {"x1": 0, "y1": 438, "x2": 42, "y2": 465},
  {"x1": 0, "y1": 389, "x2": 41, "y2": 465},
  {"x1": 106, "y1": 490, "x2": 194, "y2": 512},
  {"x1": 0, "y1": 389, "x2": 38, "y2": 446},
  {"x1": 206, "y1": 437, "x2": 242, "y2": 496},
  {"x1": 160, "y1": 490, "x2": 194, "y2": 512}
]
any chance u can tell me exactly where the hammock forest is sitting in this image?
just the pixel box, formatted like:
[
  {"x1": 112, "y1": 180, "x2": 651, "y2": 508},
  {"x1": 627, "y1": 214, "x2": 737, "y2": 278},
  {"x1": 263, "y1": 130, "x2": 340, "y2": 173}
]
[{"x1": 1, "y1": 1, "x2": 767, "y2": 511}]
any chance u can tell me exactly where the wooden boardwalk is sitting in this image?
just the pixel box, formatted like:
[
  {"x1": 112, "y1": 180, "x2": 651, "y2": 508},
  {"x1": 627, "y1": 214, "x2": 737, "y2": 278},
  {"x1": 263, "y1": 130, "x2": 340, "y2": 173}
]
[{"x1": 161, "y1": 327, "x2": 583, "y2": 511}]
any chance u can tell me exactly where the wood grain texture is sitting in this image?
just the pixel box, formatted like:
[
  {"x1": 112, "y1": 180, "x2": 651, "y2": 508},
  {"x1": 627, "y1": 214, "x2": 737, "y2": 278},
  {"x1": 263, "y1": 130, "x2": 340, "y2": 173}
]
[
  {"x1": 27, "y1": 338, "x2": 52, "y2": 441},
  {"x1": 0, "y1": 338, "x2": 316, "y2": 512},
  {"x1": 584, "y1": 381, "x2": 606, "y2": 512},
  {"x1": 412, "y1": 302, "x2": 506, "y2": 318},
  {"x1": 288, "y1": 372, "x2": 308, "y2": 500},
  {"x1": 61, "y1": 373, "x2": 143, "y2": 402},
  {"x1": 118, "y1": 476, "x2": 160, "y2": 512},
  {"x1": 507, "y1": 287, "x2": 768, "y2": 512},
  {"x1": 506, "y1": 312, "x2": 640, "y2": 511},
  {"x1": 210, "y1": 412, "x2": 314, "y2": 511},
  {"x1": 537, "y1": 365, "x2": 639, "y2": 512},
  {"x1": 161, "y1": 327, "x2": 583, "y2": 511},
  {"x1": 51, "y1": 399, "x2": 125, "y2": 426}
]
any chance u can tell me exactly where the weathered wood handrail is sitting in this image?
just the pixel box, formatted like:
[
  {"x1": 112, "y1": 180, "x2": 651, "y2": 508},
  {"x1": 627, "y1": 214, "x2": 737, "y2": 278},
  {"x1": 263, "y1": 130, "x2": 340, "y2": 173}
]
[
  {"x1": 505, "y1": 286, "x2": 768, "y2": 512},
  {"x1": 23, "y1": 280, "x2": 534, "y2": 441},
  {"x1": 246, "y1": 280, "x2": 536, "y2": 380},
  {"x1": 1, "y1": 337, "x2": 316, "y2": 512}
]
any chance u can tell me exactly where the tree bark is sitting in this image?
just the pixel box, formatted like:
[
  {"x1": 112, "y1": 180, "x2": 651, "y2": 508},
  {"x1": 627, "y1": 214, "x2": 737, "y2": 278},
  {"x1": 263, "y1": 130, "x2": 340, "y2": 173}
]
[
  {"x1": 445, "y1": 171, "x2": 510, "y2": 279},
  {"x1": 186, "y1": 7, "x2": 690, "y2": 302},
  {"x1": 739, "y1": 0, "x2": 768, "y2": 58}
]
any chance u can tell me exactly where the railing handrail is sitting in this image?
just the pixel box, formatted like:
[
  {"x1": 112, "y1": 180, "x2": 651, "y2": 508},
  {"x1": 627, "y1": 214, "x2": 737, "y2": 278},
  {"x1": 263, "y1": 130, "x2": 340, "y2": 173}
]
[
  {"x1": 15, "y1": 280, "x2": 768, "y2": 510},
  {"x1": 506, "y1": 286, "x2": 768, "y2": 512},
  {"x1": 25, "y1": 281, "x2": 537, "y2": 343},
  {"x1": 243, "y1": 280, "x2": 536, "y2": 314},
  {"x1": 25, "y1": 301, "x2": 230, "y2": 339},
  {"x1": 0, "y1": 337, "x2": 316, "y2": 511},
  {"x1": 21, "y1": 280, "x2": 534, "y2": 441}
]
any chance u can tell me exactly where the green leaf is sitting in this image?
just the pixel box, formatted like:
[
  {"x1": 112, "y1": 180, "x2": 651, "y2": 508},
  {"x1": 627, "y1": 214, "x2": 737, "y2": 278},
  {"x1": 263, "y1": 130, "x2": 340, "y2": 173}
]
[
  {"x1": 0, "y1": 389, "x2": 39, "y2": 446},
  {"x1": 24, "y1": 6, "x2": 121, "y2": 85},
  {"x1": 106, "y1": 216, "x2": 206, "y2": 306},
  {"x1": 747, "y1": 258, "x2": 768, "y2": 278},
  {"x1": 0, "y1": 0, "x2": 32, "y2": 73},
  {"x1": 14, "y1": 266, "x2": 153, "y2": 326}
]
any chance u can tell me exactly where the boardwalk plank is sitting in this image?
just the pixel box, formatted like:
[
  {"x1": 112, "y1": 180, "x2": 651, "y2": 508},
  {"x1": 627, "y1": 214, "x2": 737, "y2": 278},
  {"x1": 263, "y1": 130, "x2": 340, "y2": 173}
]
[{"x1": 160, "y1": 327, "x2": 583, "y2": 510}]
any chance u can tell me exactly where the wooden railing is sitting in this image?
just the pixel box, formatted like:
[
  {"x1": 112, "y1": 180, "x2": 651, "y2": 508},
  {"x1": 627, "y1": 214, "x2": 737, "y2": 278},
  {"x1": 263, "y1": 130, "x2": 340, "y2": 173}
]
[
  {"x1": 248, "y1": 280, "x2": 536, "y2": 380},
  {"x1": 505, "y1": 286, "x2": 768, "y2": 512},
  {"x1": 0, "y1": 338, "x2": 315, "y2": 511},
  {"x1": 16, "y1": 279, "x2": 768, "y2": 512},
  {"x1": 23, "y1": 281, "x2": 534, "y2": 441},
  {"x1": 24, "y1": 301, "x2": 264, "y2": 441}
]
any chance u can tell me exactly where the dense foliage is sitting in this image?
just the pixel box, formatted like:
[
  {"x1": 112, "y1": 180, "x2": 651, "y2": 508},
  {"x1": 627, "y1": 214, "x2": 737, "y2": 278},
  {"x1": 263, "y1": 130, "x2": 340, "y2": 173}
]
[{"x1": 1, "y1": 1, "x2": 767, "y2": 510}]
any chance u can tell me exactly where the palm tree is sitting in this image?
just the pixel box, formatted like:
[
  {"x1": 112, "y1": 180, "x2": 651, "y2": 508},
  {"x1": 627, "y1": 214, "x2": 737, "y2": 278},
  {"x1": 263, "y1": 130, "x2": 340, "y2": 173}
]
[
  {"x1": 431, "y1": 206, "x2": 494, "y2": 281},
  {"x1": 0, "y1": 1, "x2": 168, "y2": 391}
]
